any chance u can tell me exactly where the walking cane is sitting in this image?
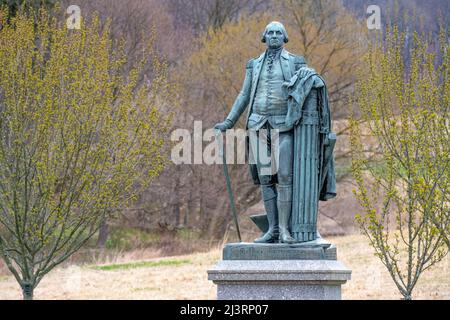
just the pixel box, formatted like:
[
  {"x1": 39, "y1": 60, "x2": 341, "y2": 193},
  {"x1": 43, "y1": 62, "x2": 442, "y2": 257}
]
[{"x1": 215, "y1": 129, "x2": 242, "y2": 242}]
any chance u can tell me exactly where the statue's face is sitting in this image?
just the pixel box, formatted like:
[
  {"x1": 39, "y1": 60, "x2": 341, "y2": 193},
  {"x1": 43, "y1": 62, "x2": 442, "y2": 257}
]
[{"x1": 265, "y1": 24, "x2": 285, "y2": 49}]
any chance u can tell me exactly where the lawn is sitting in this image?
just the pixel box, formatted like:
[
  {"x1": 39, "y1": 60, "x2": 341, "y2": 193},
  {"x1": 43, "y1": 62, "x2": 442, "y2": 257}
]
[{"x1": 0, "y1": 234, "x2": 448, "y2": 300}]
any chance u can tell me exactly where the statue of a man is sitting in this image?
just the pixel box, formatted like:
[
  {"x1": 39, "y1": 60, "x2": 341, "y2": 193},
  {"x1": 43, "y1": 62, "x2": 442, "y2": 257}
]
[{"x1": 215, "y1": 21, "x2": 336, "y2": 244}]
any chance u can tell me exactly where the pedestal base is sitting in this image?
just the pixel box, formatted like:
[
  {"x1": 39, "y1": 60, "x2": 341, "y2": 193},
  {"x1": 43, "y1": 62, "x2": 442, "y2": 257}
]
[
  {"x1": 208, "y1": 241, "x2": 351, "y2": 300},
  {"x1": 208, "y1": 259, "x2": 351, "y2": 300}
]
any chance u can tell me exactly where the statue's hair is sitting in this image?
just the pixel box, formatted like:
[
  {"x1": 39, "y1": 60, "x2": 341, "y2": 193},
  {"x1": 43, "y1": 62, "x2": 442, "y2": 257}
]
[{"x1": 261, "y1": 21, "x2": 289, "y2": 44}]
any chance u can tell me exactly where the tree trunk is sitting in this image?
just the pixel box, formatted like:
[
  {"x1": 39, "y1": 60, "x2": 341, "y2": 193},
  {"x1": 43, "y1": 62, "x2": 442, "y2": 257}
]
[
  {"x1": 172, "y1": 171, "x2": 181, "y2": 227},
  {"x1": 173, "y1": 202, "x2": 181, "y2": 227},
  {"x1": 184, "y1": 196, "x2": 191, "y2": 227},
  {"x1": 21, "y1": 282, "x2": 34, "y2": 300},
  {"x1": 96, "y1": 219, "x2": 109, "y2": 248}
]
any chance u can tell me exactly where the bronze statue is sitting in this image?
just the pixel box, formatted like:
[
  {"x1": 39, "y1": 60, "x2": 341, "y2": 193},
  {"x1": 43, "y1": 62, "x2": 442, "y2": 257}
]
[{"x1": 215, "y1": 21, "x2": 336, "y2": 244}]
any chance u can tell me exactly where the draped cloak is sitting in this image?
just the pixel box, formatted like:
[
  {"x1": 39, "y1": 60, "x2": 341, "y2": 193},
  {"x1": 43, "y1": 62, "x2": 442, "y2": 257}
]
[{"x1": 249, "y1": 67, "x2": 337, "y2": 241}]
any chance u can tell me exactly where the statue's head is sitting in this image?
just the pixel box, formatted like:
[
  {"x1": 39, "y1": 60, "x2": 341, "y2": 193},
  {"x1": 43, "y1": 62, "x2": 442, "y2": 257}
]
[{"x1": 261, "y1": 21, "x2": 289, "y2": 49}]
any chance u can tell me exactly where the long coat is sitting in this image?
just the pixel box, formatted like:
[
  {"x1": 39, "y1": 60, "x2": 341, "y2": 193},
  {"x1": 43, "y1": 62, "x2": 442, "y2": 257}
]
[
  {"x1": 225, "y1": 49, "x2": 307, "y2": 129},
  {"x1": 224, "y1": 49, "x2": 336, "y2": 200},
  {"x1": 224, "y1": 49, "x2": 307, "y2": 186}
]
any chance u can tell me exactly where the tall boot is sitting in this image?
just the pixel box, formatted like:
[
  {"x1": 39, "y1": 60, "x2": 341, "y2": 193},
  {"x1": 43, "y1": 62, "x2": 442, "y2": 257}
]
[
  {"x1": 254, "y1": 184, "x2": 279, "y2": 243},
  {"x1": 278, "y1": 184, "x2": 296, "y2": 244}
]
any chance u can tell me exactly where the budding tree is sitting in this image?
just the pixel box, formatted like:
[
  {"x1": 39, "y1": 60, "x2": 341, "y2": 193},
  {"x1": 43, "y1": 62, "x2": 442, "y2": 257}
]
[
  {"x1": 350, "y1": 26, "x2": 449, "y2": 300},
  {"x1": 0, "y1": 8, "x2": 172, "y2": 299}
]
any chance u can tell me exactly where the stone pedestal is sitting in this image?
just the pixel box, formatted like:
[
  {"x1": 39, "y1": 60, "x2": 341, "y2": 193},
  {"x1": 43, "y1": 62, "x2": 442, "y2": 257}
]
[{"x1": 207, "y1": 240, "x2": 351, "y2": 300}]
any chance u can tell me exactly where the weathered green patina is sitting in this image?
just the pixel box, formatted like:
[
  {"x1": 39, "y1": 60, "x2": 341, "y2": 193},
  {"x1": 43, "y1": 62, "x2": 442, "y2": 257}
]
[{"x1": 215, "y1": 21, "x2": 336, "y2": 244}]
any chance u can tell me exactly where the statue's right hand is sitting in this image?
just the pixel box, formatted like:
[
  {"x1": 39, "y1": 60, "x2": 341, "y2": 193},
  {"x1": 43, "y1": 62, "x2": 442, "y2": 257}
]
[{"x1": 214, "y1": 119, "x2": 233, "y2": 132}]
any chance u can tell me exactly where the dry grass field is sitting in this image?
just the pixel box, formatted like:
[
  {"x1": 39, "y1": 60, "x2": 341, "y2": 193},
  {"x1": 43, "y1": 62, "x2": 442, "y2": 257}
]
[{"x1": 0, "y1": 234, "x2": 448, "y2": 300}]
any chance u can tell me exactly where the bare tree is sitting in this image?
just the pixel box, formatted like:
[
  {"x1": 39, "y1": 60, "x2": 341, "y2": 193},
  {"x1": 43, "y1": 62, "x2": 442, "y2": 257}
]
[
  {"x1": 166, "y1": 0, "x2": 266, "y2": 31},
  {"x1": 278, "y1": 0, "x2": 367, "y2": 118}
]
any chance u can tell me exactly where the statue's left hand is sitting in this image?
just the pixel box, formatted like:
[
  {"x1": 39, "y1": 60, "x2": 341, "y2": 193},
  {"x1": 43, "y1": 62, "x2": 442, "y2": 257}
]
[{"x1": 296, "y1": 67, "x2": 315, "y2": 79}]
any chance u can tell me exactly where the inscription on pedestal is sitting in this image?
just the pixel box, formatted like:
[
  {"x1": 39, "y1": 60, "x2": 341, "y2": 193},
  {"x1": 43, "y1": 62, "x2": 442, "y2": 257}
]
[{"x1": 223, "y1": 242, "x2": 337, "y2": 260}]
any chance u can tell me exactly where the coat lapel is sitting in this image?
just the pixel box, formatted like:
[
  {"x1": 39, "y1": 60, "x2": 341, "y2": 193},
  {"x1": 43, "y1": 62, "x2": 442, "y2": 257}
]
[
  {"x1": 249, "y1": 52, "x2": 266, "y2": 107},
  {"x1": 281, "y1": 49, "x2": 292, "y2": 81}
]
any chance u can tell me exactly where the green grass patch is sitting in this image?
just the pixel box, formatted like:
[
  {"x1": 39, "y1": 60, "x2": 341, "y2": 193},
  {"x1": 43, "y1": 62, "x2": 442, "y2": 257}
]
[
  {"x1": 92, "y1": 258, "x2": 191, "y2": 271},
  {"x1": 176, "y1": 227, "x2": 201, "y2": 241},
  {"x1": 104, "y1": 227, "x2": 161, "y2": 250}
]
